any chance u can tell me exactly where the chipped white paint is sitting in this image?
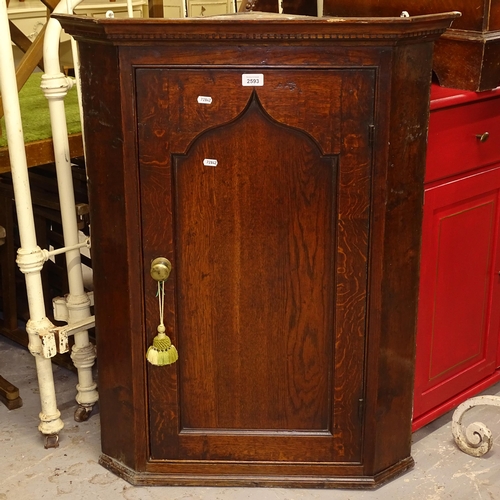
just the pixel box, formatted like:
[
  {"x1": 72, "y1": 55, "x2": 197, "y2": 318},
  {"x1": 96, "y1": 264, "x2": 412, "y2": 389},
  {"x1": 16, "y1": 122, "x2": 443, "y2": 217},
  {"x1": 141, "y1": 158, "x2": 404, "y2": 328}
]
[{"x1": 452, "y1": 395, "x2": 500, "y2": 457}]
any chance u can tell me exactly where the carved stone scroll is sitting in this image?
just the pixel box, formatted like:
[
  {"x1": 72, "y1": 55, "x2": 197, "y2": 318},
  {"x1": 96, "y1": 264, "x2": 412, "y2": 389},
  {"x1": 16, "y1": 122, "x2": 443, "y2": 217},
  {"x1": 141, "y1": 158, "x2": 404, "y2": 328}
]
[{"x1": 451, "y1": 396, "x2": 500, "y2": 457}]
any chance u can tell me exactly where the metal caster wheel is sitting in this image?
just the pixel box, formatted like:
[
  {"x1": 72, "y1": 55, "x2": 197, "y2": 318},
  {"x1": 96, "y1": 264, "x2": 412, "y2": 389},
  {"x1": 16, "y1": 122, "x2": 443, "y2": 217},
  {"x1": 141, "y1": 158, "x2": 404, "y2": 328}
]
[
  {"x1": 74, "y1": 405, "x2": 93, "y2": 422},
  {"x1": 44, "y1": 433, "x2": 59, "y2": 449}
]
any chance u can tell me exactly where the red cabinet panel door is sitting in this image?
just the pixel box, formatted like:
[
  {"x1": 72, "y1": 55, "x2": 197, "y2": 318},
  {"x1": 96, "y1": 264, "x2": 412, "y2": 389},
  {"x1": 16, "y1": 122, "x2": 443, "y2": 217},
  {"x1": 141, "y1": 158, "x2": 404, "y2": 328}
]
[{"x1": 414, "y1": 166, "x2": 500, "y2": 419}]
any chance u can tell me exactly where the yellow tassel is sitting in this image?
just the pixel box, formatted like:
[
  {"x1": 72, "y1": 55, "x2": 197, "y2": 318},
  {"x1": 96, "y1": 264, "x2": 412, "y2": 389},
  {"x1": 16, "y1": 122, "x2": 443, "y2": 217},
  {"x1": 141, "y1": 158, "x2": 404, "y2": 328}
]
[{"x1": 146, "y1": 325, "x2": 178, "y2": 366}]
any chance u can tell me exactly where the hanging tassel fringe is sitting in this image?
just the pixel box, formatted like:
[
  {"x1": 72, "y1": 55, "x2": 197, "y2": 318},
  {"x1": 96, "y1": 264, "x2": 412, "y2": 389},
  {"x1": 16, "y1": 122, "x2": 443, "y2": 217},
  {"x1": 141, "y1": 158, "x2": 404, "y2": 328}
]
[
  {"x1": 146, "y1": 279, "x2": 178, "y2": 366},
  {"x1": 146, "y1": 325, "x2": 178, "y2": 366}
]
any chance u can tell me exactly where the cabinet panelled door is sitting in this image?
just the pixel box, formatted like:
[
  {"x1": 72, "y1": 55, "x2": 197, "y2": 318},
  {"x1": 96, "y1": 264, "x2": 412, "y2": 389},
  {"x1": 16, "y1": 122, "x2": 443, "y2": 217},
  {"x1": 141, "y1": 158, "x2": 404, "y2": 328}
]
[{"x1": 137, "y1": 68, "x2": 375, "y2": 463}]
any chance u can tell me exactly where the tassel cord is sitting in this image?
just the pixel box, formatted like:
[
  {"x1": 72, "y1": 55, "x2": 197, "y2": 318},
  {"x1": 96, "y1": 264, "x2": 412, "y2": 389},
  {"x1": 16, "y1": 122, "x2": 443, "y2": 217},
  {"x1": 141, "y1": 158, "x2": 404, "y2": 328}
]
[{"x1": 158, "y1": 280, "x2": 165, "y2": 332}]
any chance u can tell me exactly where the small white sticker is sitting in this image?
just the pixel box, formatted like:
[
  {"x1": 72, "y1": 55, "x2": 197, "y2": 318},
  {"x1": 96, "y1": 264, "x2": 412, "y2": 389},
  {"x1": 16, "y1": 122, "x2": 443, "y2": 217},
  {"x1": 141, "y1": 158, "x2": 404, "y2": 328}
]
[
  {"x1": 242, "y1": 74, "x2": 264, "y2": 87},
  {"x1": 203, "y1": 159, "x2": 218, "y2": 167},
  {"x1": 197, "y1": 96, "x2": 212, "y2": 104}
]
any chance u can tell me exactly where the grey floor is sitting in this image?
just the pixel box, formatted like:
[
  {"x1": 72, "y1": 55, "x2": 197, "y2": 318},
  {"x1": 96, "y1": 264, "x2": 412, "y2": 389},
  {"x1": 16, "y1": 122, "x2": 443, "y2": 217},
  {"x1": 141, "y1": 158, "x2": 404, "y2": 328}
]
[{"x1": 1, "y1": 335, "x2": 500, "y2": 500}]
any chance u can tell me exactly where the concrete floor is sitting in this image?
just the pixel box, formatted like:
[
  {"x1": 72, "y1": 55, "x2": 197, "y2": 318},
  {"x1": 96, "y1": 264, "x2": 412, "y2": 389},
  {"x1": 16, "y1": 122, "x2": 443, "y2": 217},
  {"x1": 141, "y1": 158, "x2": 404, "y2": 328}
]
[{"x1": 1, "y1": 335, "x2": 500, "y2": 500}]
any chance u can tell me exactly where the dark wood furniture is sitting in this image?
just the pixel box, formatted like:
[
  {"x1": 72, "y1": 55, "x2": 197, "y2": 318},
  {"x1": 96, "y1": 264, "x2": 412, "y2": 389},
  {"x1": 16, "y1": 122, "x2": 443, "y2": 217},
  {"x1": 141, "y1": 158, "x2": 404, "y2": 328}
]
[
  {"x1": 58, "y1": 11, "x2": 457, "y2": 488},
  {"x1": 240, "y1": 0, "x2": 315, "y2": 15},
  {"x1": 322, "y1": 1, "x2": 500, "y2": 91},
  {"x1": 0, "y1": 374, "x2": 22, "y2": 410},
  {"x1": 412, "y1": 84, "x2": 500, "y2": 430},
  {"x1": 223, "y1": 0, "x2": 500, "y2": 429},
  {"x1": 239, "y1": 0, "x2": 278, "y2": 12}
]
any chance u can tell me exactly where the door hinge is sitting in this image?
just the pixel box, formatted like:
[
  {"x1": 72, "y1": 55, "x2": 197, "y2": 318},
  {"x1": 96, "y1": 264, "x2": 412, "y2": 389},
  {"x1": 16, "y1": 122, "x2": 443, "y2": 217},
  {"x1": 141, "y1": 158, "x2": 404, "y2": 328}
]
[
  {"x1": 358, "y1": 397, "x2": 365, "y2": 421},
  {"x1": 369, "y1": 124, "x2": 375, "y2": 146}
]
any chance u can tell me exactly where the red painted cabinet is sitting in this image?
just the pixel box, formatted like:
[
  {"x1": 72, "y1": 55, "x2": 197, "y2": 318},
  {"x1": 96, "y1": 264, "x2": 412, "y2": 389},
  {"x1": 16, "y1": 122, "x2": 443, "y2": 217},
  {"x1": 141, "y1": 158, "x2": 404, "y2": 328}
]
[{"x1": 413, "y1": 85, "x2": 500, "y2": 430}]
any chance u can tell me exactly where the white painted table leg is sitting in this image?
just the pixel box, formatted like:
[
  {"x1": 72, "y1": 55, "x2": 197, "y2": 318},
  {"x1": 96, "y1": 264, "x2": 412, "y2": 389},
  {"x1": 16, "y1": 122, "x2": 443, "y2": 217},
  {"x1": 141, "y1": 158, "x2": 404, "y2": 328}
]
[
  {"x1": 0, "y1": 0, "x2": 64, "y2": 447},
  {"x1": 451, "y1": 395, "x2": 500, "y2": 457},
  {"x1": 42, "y1": 9, "x2": 98, "y2": 421}
]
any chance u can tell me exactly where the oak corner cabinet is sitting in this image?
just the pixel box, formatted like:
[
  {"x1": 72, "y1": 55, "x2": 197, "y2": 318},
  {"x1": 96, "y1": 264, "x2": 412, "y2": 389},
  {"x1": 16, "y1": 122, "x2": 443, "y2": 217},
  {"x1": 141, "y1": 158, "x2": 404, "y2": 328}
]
[{"x1": 56, "y1": 12, "x2": 457, "y2": 488}]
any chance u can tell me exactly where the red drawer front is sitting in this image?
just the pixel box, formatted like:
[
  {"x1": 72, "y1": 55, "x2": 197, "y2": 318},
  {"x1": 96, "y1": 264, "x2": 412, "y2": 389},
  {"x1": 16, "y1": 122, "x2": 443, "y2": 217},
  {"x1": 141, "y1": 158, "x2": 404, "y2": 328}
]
[{"x1": 426, "y1": 94, "x2": 500, "y2": 184}]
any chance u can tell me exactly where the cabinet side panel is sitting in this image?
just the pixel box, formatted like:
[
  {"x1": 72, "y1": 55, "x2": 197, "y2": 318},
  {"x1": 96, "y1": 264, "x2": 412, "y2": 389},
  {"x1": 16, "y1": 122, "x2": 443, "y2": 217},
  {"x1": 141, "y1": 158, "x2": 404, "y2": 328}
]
[
  {"x1": 79, "y1": 43, "x2": 145, "y2": 470},
  {"x1": 371, "y1": 42, "x2": 433, "y2": 474}
]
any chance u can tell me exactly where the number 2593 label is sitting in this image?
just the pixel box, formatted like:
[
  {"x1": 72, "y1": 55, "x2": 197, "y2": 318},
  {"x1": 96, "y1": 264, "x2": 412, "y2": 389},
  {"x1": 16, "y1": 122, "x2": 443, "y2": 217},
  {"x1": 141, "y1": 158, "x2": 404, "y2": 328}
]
[{"x1": 242, "y1": 74, "x2": 264, "y2": 87}]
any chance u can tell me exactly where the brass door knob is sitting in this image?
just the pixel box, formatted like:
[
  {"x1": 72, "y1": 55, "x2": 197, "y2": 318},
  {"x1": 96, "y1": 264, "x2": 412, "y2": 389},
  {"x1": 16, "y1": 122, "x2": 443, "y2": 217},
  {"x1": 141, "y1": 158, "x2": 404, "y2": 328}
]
[
  {"x1": 150, "y1": 257, "x2": 172, "y2": 281},
  {"x1": 476, "y1": 132, "x2": 490, "y2": 143}
]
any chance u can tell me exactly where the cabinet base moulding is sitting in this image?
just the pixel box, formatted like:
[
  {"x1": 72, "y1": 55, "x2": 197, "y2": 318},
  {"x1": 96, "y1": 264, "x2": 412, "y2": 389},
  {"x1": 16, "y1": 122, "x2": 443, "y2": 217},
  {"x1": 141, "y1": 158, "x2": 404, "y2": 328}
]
[{"x1": 98, "y1": 454, "x2": 415, "y2": 489}]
